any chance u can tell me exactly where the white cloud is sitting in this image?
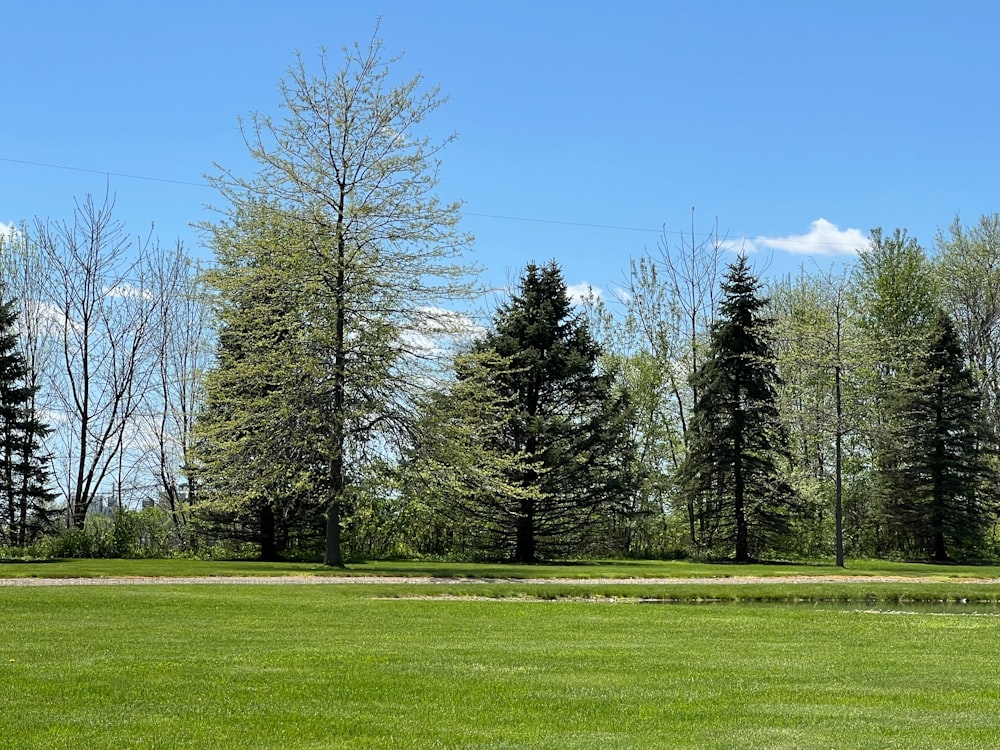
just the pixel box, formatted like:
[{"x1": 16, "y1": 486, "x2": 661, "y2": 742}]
[
  {"x1": 18, "y1": 300, "x2": 81, "y2": 337},
  {"x1": 399, "y1": 307, "x2": 486, "y2": 359},
  {"x1": 0, "y1": 221, "x2": 15, "y2": 242},
  {"x1": 718, "y1": 237, "x2": 759, "y2": 255},
  {"x1": 104, "y1": 283, "x2": 156, "y2": 301},
  {"x1": 38, "y1": 408, "x2": 68, "y2": 426},
  {"x1": 753, "y1": 219, "x2": 869, "y2": 256},
  {"x1": 567, "y1": 283, "x2": 602, "y2": 305},
  {"x1": 413, "y1": 306, "x2": 483, "y2": 337},
  {"x1": 610, "y1": 284, "x2": 632, "y2": 304}
]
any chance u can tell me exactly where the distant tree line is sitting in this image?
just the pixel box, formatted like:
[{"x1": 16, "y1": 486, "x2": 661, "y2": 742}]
[
  {"x1": 0, "y1": 32, "x2": 998, "y2": 563},
  {"x1": 585, "y1": 220, "x2": 999, "y2": 563}
]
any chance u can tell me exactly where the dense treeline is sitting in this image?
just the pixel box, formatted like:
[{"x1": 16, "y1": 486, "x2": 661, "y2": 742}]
[
  {"x1": 1, "y1": 34, "x2": 998, "y2": 563},
  {"x1": 591, "y1": 225, "x2": 999, "y2": 563}
]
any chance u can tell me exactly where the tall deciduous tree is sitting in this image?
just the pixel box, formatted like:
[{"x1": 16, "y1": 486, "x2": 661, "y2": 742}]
[
  {"x1": 619, "y1": 217, "x2": 726, "y2": 545},
  {"x1": 34, "y1": 194, "x2": 157, "y2": 526},
  {"x1": 772, "y1": 268, "x2": 857, "y2": 565},
  {"x1": 204, "y1": 29, "x2": 474, "y2": 566},
  {"x1": 935, "y1": 214, "x2": 1000, "y2": 429},
  {"x1": 457, "y1": 261, "x2": 635, "y2": 562},
  {"x1": 853, "y1": 228, "x2": 939, "y2": 393},
  {"x1": 680, "y1": 255, "x2": 796, "y2": 562},
  {"x1": 141, "y1": 242, "x2": 212, "y2": 540},
  {"x1": 882, "y1": 310, "x2": 995, "y2": 561}
]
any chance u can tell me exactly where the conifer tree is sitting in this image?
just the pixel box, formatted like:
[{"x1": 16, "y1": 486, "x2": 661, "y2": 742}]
[
  {"x1": 851, "y1": 228, "x2": 940, "y2": 551},
  {"x1": 449, "y1": 261, "x2": 636, "y2": 562},
  {"x1": 192, "y1": 204, "x2": 329, "y2": 560},
  {"x1": 679, "y1": 255, "x2": 796, "y2": 562},
  {"x1": 882, "y1": 310, "x2": 995, "y2": 560},
  {"x1": 0, "y1": 280, "x2": 56, "y2": 546}
]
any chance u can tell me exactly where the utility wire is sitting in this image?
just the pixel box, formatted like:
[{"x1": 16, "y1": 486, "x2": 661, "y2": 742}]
[
  {"x1": 0, "y1": 156, "x2": 210, "y2": 188},
  {"x1": 465, "y1": 211, "x2": 660, "y2": 234},
  {"x1": 1, "y1": 155, "x2": 869, "y2": 252}
]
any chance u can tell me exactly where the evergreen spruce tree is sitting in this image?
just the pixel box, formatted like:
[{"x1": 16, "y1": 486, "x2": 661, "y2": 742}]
[
  {"x1": 679, "y1": 255, "x2": 796, "y2": 562},
  {"x1": 449, "y1": 261, "x2": 636, "y2": 562},
  {"x1": 882, "y1": 310, "x2": 995, "y2": 560},
  {"x1": 0, "y1": 281, "x2": 56, "y2": 546},
  {"x1": 191, "y1": 205, "x2": 328, "y2": 560},
  {"x1": 851, "y1": 228, "x2": 940, "y2": 554}
]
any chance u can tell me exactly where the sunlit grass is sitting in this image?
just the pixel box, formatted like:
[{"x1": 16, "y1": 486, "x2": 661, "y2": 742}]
[
  {"x1": 4, "y1": 556, "x2": 1000, "y2": 581},
  {"x1": 2, "y1": 585, "x2": 999, "y2": 749}
]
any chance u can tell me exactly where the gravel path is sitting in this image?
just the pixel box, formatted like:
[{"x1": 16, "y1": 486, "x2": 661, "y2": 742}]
[{"x1": 3, "y1": 574, "x2": 1000, "y2": 586}]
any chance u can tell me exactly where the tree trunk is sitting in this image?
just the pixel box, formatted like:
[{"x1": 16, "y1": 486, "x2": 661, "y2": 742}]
[
  {"x1": 325, "y1": 501, "x2": 344, "y2": 567},
  {"x1": 514, "y1": 498, "x2": 536, "y2": 563},
  {"x1": 932, "y1": 530, "x2": 948, "y2": 562},
  {"x1": 16, "y1": 443, "x2": 27, "y2": 547},
  {"x1": 259, "y1": 503, "x2": 279, "y2": 561},
  {"x1": 323, "y1": 188, "x2": 349, "y2": 570},
  {"x1": 4, "y1": 433, "x2": 14, "y2": 545},
  {"x1": 834, "y1": 362, "x2": 844, "y2": 568},
  {"x1": 733, "y1": 408, "x2": 749, "y2": 563},
  {"x1": 686, "y1": 495, "x2": 697, "y2": 548}
]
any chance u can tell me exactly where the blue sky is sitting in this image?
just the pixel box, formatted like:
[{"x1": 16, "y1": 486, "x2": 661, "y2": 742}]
[{"x1": 3, "y1": 0, "x2": 999, "y2": 299}]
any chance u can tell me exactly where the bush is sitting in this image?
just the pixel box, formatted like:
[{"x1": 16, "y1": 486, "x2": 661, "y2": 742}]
[
  {"x1": 45, "y1": 526, "x2": 99, "y2": 559},
  {"x1": 27, "y1": 508, "x2": 188, "y2": 559}
]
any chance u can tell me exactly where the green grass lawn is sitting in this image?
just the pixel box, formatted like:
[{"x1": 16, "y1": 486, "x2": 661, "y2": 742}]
[
  {"x1": 2, "y1": 584, "x2": 999, "y2": 749},
  {"x1": 4, "y1": 556, "x2": 1000, "y2": 581}
]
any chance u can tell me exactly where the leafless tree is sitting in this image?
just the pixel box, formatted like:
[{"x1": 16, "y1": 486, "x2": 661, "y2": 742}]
[
  {"x1": 139, "y1": 242, "x2": 212, "y2": 538},
  {"x1": 619, "y1": 211, "x2": 727, "y2": 543},
  {"x1": 34, "y1": 193, "x2": 158, "y2": 526}
]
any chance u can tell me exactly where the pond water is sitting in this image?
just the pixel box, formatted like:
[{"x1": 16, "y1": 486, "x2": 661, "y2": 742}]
[{"x1": 636, "y1": 599, "x2": 1000, "y2": 615}]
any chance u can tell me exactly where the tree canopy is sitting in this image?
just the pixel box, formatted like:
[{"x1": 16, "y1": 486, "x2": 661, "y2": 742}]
[
  {"x1": 200, "y1": 30, "x2": 475, "y2": 565},
  {"x1": 680, "y1": 255, "x2": 797, "y2": 562},
  {"x1": 408, "y1": 261, "x2": 636, "y2": 562},
  {"x1": 882, "y1": 310, "x2": 996, "y2": 560}
]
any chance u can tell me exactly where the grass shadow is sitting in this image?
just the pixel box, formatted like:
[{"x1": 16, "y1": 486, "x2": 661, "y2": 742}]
[{"x1": 0, "y1": 558, "x2": 65, "y2": 565}]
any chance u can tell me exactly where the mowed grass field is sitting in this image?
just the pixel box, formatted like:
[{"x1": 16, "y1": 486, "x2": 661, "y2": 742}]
[
  {"x1": 5, "y1": 556, "x2": 1000, "y2": 580},
  {"x1": 2, "y1": 562, "x2": 1000, "y2": 749}
]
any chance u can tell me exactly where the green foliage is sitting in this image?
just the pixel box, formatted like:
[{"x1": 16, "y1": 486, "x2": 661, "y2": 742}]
[
  {"x1": 853, "y1": 228, "x2": 940, "y2": 371},
  {"x1": 35, "y1": 508, "x2": 188, "y2": 559},
  {"x1": 589, "y1": 224, "x2": 728, "y2": 557},
  {"x1": 423, "y1": 261, "x2": 637, "y2": 562},
  {"x1": 770, "y1": 269, "x2": 863, "y2": 563},
  {"x1": 850, "y1": 229, "x2": 941, "y2": 547},
  {"x1": 881, "y1": 311, "x2": 997, "y2": 560},
  {"x1": 44, "y1": 526, "x2": 98, "y2": 559},
  {"x1": 202, "y1": 30, "x2": 475, "y2": 566},
  {"x1": 0, "y1": 276, "x2": 56, "y2": 546},
  {"x1": 592, "y1": 349, "x2": 684, "y2": 558},
  {"x1": 935, "y1": 213, "x2": 1000, "y2": 429},
  {"x1": 192, "y1": 203, "x2": 328, "y2": 560},
  {"x1": 339, "y1": 460, "x2": 412, "y2": 560},
  {"x1": 680, "y1": 256, "x2": 799, "y2": 561},
  {"x1": 403, "y1": 348, "x2": 545, "y2": 559}
]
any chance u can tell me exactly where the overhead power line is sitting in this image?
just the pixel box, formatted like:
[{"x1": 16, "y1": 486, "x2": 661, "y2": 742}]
[
  {"x1": 0, "y1": 156, "x2": 210, "y2": 188},
  {"x1": 1, "y1": 155, "x2": 869, "y2": 251},
  {"x1": 465, "y1": 211, "x2": 660, "y2": 234}
]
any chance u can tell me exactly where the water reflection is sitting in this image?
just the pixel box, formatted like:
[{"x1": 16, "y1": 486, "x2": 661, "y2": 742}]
[{"x1": 636, "y1": 599, "x2": 1000, "y2": 615}]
